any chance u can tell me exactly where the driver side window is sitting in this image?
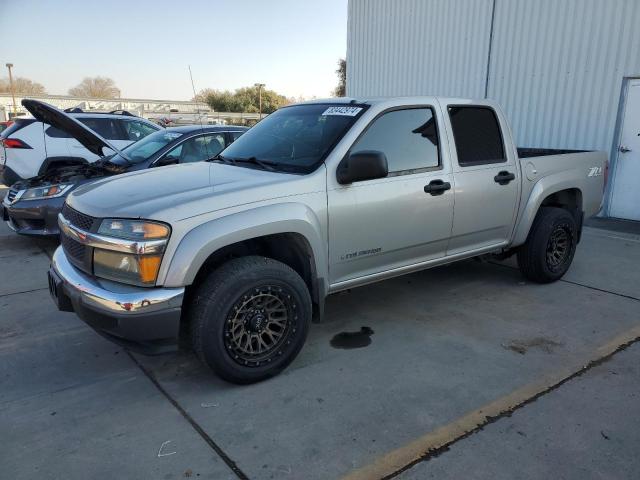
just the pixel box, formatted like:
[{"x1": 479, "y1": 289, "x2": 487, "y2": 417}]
[{"x1": 351, "y1": 108, "x2": 440, "y2": 174}]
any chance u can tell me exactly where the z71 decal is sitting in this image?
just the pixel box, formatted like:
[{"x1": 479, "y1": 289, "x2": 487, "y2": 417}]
[{"x1": 587, "y1": 166, "x2": 603, "y2": 177}]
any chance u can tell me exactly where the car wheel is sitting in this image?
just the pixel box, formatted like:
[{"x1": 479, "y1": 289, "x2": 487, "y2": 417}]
[
  {"x1": 517, "y1": 207, "x2": 578, "y2": 283},
  {"x1": 189, "y1": 256, "x2": 312, "y2": 384}
]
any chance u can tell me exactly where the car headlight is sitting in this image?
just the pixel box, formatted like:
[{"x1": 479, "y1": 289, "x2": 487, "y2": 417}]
[
  {"x1": 21, "y1": 184, "x2": 73, "y2": 200},
  {"x1": 98, "y1": 218, "x2": 170, "y2": 240},
  {"x1": 93, "y1": 218, "x2": 170, "y2": 286}
]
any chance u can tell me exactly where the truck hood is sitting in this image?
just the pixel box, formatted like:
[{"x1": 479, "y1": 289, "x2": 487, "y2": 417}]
[
  {"x1": 21, "y1": 99, "x2": 125, "y2": 158},
  {"x1": 66, "y1": 162, "x2": 302, "y2": 221}
]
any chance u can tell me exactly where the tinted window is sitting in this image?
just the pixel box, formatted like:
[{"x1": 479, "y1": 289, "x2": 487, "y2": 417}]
[
  {"x1": 448, "y1": 107, "x2": 505, "y2": 166},
  {"x1": 351, "y1": 108, "x2": 439, "y2": 173},
  {"x1": 45, "y1": 125, "x2": 72, "y2": 138},
  {"x1": 230, "y1": 131, "x2": 244, "y2": 141},
  {"x1": 78, "y1": 118, "x2": 126, "y2": 140},
  {"x1": 122, "y1": 120, "x2": 158, "y2": 141}
]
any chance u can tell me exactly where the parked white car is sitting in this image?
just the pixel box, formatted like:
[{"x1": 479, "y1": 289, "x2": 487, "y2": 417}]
[{"x1": 0, "y1": 109, "x2": 160, "y2": 185}]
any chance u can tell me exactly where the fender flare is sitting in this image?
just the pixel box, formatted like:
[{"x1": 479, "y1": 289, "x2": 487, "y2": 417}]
[
  {"x1": 160, "y1": 202, "x2": 328, "y2": 292},
  {"x1": 512, "y1": 171, "x2": 585, "y2": 246}
]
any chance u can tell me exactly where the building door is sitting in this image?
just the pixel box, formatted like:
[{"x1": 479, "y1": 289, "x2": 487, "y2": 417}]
[{"x1": 610, "y1": 79, "x2": 640, "y2": 221}]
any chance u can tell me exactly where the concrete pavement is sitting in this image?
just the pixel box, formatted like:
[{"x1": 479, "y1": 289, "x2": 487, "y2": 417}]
[{"x1": 0, "y1": 223, "x2": 639, "y2": 479}]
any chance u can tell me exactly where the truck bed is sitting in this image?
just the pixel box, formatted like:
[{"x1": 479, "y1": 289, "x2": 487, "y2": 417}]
[{"x1": 517, "y1": 147, "x2": 587, "y2": 158}]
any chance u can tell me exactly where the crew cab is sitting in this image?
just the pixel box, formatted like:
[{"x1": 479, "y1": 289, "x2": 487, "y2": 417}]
[{"x1": 47, "y1": 97, "x2": 607, "y2": 384}]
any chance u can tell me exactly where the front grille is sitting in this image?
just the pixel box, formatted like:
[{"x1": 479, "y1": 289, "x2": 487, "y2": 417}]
[
  {"x1": 61, "y1": 233, "x2": 86, "y2": 264},
  {"x1": 61, "y1": 204, "x2": 96, "y2": 231},
  {"x1": 60, "y1": 204, "x2": 97, "y2": 274}
]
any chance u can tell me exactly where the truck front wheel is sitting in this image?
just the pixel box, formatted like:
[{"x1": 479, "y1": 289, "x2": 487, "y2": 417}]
[
  {"x1": 517, "y1": 207, "x2": 578, "y2": 283},
  {"x1": 189, "y1": 256, "x2": 312, "y2": 384}
]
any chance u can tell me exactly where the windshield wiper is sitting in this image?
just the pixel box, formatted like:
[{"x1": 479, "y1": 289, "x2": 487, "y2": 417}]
[
  {"x1": 208, "y1": 153, "x2": 237, "y2": 165},
  {"x1": 232, "y1": 156, "x2": 277, "y2": 171}
]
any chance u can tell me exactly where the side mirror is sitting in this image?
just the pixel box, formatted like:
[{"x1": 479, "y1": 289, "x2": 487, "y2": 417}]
[
  {"x1": 155, "y1": 156, "x2": 179, "y2": 167},
  {"x1": 337, "y1": 150, "x2": 388, "y2": 184}
]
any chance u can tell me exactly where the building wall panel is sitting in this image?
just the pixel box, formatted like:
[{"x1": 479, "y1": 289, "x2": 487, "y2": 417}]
[
  {"x1": 347, "y1": 0, "x2": 640, "y2": 153},
  {"x1": 347, "y1": 0, "x2": 494, "y2": 99},
  {"x1": 488, "y1": 0, "x2": 640, "y2": 151}
]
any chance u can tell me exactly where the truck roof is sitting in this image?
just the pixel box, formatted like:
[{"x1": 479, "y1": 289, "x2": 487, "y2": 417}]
[{"x1": 293, "y1": 96, "x2": 497, "y2": 108}]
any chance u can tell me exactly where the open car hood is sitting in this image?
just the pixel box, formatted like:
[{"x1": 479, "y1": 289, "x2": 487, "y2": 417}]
[{"x1": 21, "y1": 99, "x2": 125, "y2": 158}]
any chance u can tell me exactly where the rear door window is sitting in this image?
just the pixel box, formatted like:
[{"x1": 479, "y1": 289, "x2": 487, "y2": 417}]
[
  {"x1": 448, "y1": 106, "x2": 506, "y2": 166},
  {"x1": 78, "y1": 118, "x2": 126, "y2": 140},
  {"x1": 122, "y1": 120, "x2": 158, "y2": 141},
  {"x1": 230, "y1": 131, "x2": 245, "y2": 142},
  {"x1": 45, "y1": 126, "x2": 72, "y2": 138}
]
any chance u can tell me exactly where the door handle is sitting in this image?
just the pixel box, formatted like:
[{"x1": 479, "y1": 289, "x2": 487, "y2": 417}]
[
  {"x1": 619, "y1": 145, "x2": 632, "y2": 153},
  {"x1": 424, "y1": 179, "x2": 451, "y2": 196},
  {"x1": 494, "y1": 171, "x2": 516, "y2": 185}
]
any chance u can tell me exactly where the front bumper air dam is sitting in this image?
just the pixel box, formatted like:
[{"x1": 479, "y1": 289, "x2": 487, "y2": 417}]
[{"x1": 48, "y1": 246, "x2": 185, "y2": 354}]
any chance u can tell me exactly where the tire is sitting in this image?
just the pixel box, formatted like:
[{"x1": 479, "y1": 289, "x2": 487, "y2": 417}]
[
  {"x1": 189, "y1": 256, "x2": 312, "y2": 384},
  {"x1": 517, "y1": 207, "x2": 578, "y2": 283}
]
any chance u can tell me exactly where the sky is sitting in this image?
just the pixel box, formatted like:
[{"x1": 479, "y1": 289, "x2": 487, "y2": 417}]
[{"x1": 0, "y1": 0, "x2": 348, "y2": 100}]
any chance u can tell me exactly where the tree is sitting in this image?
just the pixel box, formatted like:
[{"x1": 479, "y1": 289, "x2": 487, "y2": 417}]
[
  {"x1": 333, "y1": 58, "x2": 346, "y2": 97},
  {"x1": 68, "y1": 76, "x2": 120, "y2": 98},
  {"x1": 0, "y1": 77, "x2": 46, "y2": 95},
  {"x1": 196, "y1": 86, "x2": 290, "y2": 113}
]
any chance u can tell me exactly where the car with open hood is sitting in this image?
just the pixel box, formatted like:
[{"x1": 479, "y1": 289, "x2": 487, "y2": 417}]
[
  {"x1": 2, "y1": 99, "x2": 247, "y2": 236},
  {"x1": 0, "y1": 108, "x2": 160, "y2": 186}
]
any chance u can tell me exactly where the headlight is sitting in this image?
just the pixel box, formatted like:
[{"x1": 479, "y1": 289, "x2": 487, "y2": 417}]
[
  {"x1": 94, "y1": 218, "x2": 170, "y2": 286},
  {"x1": 21, "y1": 184, "x2": 73, "y2": 200},
  {"x1": 94, "y1": 250, "x2": 163, "y2": 286},
  {"x1": 98, "y1": 218, "x2": 170, "y2": 240}
]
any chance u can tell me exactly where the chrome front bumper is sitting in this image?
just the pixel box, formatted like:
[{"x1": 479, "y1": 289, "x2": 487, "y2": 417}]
[{"x1": 49, "y1": 246, "x2": 185, "y2": 353}]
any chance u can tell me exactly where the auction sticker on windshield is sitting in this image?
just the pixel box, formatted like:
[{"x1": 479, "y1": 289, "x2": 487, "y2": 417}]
[{"x1": 322, "y1": 106, "x2": 363, "y2": 116}]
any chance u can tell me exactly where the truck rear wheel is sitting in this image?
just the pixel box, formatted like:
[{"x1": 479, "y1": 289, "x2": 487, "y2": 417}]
[
  {"x1": 517, "y1": 207, "x2": 577, "y2": 283},
  {"x1": 189, "y1": 256, "x2": 312, "y2": 384}
]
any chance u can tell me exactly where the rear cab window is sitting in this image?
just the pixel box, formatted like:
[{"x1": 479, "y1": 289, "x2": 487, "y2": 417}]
[{"x1": 448, "y1": 106, "x2": 505, "y2": 167}]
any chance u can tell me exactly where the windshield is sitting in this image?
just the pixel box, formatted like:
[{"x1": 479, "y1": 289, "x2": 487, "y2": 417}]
[
  {"x1": 220, "y1": 103, "x2": 367, "y2": 173},
  {"x1": 120, "y1": 130, "x2": 183, "y2": 163}
]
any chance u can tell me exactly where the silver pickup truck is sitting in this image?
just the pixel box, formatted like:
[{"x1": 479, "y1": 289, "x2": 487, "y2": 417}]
[{"x1": 46, "y1": 97, "x2": 606, "y2": 383}]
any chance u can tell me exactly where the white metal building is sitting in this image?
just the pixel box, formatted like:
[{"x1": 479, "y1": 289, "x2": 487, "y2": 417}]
[{"x1": 347, "y1": 0, "x2": 640, "y2": 221}]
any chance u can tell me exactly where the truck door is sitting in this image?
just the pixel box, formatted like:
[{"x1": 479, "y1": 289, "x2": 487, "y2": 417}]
[
  {"x1": 444, "y1": 105, "x2": 520, "y2": 255},
  {"x1": 328, "y1": 106, "x2": 454, "y2": 286}
]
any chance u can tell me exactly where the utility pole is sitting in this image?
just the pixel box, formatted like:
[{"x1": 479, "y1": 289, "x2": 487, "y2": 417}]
[
  {"x1": 5, "y1": 63, "x2": 17, "y2": 118},
  {"x1": 254, "y1": 83, "x2": 265, "y2": 120}
]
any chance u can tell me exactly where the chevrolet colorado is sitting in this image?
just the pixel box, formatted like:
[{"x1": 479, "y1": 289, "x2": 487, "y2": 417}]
[{"x1": 47, "y1": 97, "x2": 607, "y2": 383}]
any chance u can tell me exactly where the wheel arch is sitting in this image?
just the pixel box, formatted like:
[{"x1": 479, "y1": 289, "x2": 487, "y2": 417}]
[
  {"x1": 161, "y1": 203, "x2": 328, "y2": 320},
  {"x1": 513, "y1": 174, "x2": 585, "y2": 246}
]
